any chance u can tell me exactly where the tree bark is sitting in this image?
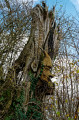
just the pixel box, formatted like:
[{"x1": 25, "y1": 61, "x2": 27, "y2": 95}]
[{"x1": 0, "y1": 3, "x2": 61, "y2": 119}]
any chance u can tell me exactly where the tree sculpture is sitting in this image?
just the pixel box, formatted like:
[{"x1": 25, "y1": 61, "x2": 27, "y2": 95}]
[{"x1": 0, "y1": 2, "x2": 61, "y2": 120}]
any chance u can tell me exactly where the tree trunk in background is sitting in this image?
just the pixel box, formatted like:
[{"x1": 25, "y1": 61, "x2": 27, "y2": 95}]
[{"x1": 0, "y1": 3, "x2": 61, "y2": 120}]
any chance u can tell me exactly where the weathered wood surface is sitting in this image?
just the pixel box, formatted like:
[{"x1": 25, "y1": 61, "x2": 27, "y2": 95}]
[
  {"x1": 11, "y1": 3, "x2": 61, "y2": 102},
  {"x1": 0, "y1": 3, "x2": 61, "y2": 119},
  {"x1": 14, "y1": 3, "x2": 60, "y2": 82}
]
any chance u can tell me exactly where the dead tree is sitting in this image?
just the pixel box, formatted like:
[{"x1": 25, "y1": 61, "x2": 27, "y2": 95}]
[{"x1": 0, "y1": 3, "x2": 61, "y2": 119}]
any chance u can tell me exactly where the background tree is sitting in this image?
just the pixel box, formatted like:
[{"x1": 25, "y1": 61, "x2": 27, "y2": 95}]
[
  {"x1": 43, "y1": 3, "x2": 79, "y2": 120},
  {"x1": 0, "y1": 0, "x2": 32, "y2": 69}
]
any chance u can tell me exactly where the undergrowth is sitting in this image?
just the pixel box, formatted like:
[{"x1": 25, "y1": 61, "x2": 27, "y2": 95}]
[{"x1": 4, "y1": 64, "x2": 44, "y2": 120}]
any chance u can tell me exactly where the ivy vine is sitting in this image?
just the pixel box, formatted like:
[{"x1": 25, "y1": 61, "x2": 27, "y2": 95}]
[
  {"x1": 4, "y1": 64, "x2": 45, "y2": 120},
  {"x1": 26, "y1": 64, "x2": 45, "y2": 120}
]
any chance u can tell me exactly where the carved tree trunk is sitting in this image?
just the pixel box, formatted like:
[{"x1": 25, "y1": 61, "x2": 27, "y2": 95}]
[
  {"x1": 14, "y1": 4, "x2": 60, "y2": 97},
  {"x1": 0, "y1": 3, "x2": 61, "y2": 120},
  {"x1": 15, "y1": 5, "x2": 60, "y2": 80}
]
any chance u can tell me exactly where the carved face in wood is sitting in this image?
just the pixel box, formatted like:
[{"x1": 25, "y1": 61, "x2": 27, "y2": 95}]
[
  {"x1": 40, "y1": 51, "x2": 54, "y2": 83},
  {"x1": 40, "y1": 66, "x2": 54, "y2": 82}
]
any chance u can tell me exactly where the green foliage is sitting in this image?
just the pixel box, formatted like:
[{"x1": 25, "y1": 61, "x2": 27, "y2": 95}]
[
  {"x1": 29, "y1": 64, "x2": 44, "y2": 97},
  {"x1": 12, "y1": 89, "x2": 26, "y2": 120},
  {"x1": 0, "y1": 81, "x2": 14, "y2": 116},
  {"x1": 68, "y1": 117, "x2": 74, "y2": 120},
  {"x1": 1, "y1": 63, "x2": 44, "y2": 120},
  {"x1": 26, "y1": 64, "x2": 44, "y2": 120},
  {"x1": 76, "y1": 69, "x2": 79, "y2": 73},
  {"x1": 29, "y1": 72, "x2": 38, "y2": 96},
  {"x1": 38, "y1": 64, "x2": 44, "y2": 77},
  {"x1": 26, "y1": 98, "x2": 43, "y2": 120},
  {"x1": 5, "y1": 116, "x2": 13, "y2": 120},
  {"x1": 56, "y1": 111, "x2": 60, "y2": 117},
  {"x1": 4, "y1": 64, "x2": 44, "y2": 120},
  {"x1": 4, "y1": 88, "x2": 26, "y2": 120}
]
